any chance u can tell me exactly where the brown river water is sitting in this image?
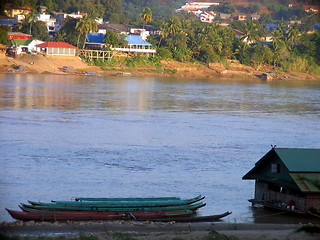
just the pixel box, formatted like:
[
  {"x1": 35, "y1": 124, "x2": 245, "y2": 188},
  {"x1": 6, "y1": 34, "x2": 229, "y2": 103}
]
[{"x1": 0, "y1": 74, "x2": 319, "y2": 224}]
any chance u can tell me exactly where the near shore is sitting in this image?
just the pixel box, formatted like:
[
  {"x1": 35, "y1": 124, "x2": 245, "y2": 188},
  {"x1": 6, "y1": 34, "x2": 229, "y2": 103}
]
[
  {"x1": 0, "y1": 53, "x2": 319, "y2": 81},
  {"x1": 1, "y1": 220, "x2": 320, "y2": 240}
]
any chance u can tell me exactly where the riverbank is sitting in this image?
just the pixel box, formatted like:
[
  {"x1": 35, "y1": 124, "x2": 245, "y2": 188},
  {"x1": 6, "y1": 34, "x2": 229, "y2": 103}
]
[
  {"x1": 0, "y1": 53, "x2": 319, "y2": 81},
  {"x1": 1, "y1": 220, "x2": 319, "y2": 240}
]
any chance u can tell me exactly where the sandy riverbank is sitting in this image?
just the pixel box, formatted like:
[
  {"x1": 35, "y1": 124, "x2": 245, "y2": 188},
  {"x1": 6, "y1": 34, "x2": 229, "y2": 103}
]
[
  {"x1": 0, "y1": 53, "x2": 319, "y2": 81},
  {"x1": 1, "y1": 220, "x2": 320, "y2": 240}
]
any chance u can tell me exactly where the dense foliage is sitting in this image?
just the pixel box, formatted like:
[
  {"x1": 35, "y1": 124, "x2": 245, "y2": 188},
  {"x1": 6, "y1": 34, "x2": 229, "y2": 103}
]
[{"x1": 1, "y1": 0, "x2": 319, "y2": 74}]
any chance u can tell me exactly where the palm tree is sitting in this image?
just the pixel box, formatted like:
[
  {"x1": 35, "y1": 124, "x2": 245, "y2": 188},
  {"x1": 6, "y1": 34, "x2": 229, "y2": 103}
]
[
  {"x1": 286, "y1": 24, "x2": 300, "y2": 51},
  {"x1": 240, "y1": 21, "x2": 261, "y2": 45},
  {"x1": 75, "y1": 14, "x2": 98, "y2": 48},
  {"x1": 158, "y1": 17, "x2": 182, "y2": 47},
  {"x1": 13, "y1": 13, "x2": 34, "y2": 35},
  {"x1": 141, "y1": 8, "x2": 152, "y2": 29}
]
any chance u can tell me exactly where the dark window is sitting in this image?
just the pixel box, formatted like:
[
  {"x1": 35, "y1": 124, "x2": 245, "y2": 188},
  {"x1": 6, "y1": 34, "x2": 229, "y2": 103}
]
[{"x1": 271, "y1": 163, "x2": 281, "y2": 173}]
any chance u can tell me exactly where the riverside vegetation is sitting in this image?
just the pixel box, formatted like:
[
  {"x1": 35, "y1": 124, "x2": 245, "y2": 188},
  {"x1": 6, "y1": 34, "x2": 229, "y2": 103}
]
[{"x1": 1, "y1": 1, "x2": 320, "y2": 76}]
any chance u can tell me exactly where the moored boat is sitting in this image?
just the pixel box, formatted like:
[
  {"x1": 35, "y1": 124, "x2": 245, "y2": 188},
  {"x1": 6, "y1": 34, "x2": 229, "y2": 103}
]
[
  {"x1": 136, "y1": 211, "x2": 232, "y2": 222},
  {"x1": 21, "y1": 201, "x2": 206, "y2": 212},
  {"x1": 32, "y1": 195, "x2": 205, "y2": 208},
  {"x1": 75, "y1": 197, "x2": 181, "y2": 202},
  {"x1": 6, "y1": 208, "x2": 194, "y2": 222}
]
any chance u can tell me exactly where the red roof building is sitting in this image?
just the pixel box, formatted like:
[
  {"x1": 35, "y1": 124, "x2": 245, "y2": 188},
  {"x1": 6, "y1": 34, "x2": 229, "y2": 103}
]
[
  {"x1": 302, "y1": 5, "x2": 320, "y2": 12},
  {"x1": 35, "y1": 42, "x2": 78, "y2": 56},
  {"x1": 8, "y1": 32, "x2": 32, "y2": 40}
]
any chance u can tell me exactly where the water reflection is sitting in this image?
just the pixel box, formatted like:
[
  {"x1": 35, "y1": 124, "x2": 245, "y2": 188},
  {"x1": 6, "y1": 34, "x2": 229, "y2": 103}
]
[
  {"x1": 1, "y1": 75, "x2": 320, "y2": 117},
  {"x1": 0, "y1": 74, "x2": 320, "y2": 223}
]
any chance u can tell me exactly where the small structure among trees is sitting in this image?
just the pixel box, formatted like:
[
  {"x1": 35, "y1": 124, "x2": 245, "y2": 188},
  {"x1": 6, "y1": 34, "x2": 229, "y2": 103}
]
[{"x1": 243, "y1": 147, "x2": 320, "y2": 214}]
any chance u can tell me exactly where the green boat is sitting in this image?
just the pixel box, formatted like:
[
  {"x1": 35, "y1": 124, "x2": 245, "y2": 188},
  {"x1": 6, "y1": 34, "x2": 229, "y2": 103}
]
[
  {"x1": 74, "y1": 197, "x2": 181, "y2": 202},
  {"x1": 29, "y1": 195, "x2": 205, "y2": 208},
  {"x1": 22, "y1": 201, "x2": 206, "y2": 212}
]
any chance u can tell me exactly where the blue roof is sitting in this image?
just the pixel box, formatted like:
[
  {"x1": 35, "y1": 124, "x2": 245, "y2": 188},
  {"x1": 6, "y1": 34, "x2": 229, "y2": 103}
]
[
  {"x1": 86, "y1": 33, "x2": 152, "y2": 46},
  {"x1": 86, "y1": 33, "x2": 105, "y2": 43},
  {"x1": 0, "y1": 19, "x2": 15, "y2": 26},
  {"x1": 125, "y1": 35, "x2": 151, "y2": 46},
  {"x1": 313, "y1": 23, "x2": 320, "y2": 29},
  {"x1": 266, "y1": 24, "x2": 278, "y2": 31}
]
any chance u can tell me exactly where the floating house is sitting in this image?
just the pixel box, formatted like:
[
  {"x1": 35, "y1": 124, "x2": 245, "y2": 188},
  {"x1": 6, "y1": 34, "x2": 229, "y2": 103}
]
[
  {"x1": 35, "y1": 42, "x2": 78, "y2": 56},
  {"x1": 243, "y1": 147, "x2": 320, "y2": 214}
]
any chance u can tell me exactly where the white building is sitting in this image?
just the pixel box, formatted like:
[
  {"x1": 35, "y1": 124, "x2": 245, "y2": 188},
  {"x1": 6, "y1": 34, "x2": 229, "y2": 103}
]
[
  {"x1": 34, "y1": 13, "x2": 57, "y2": 35},
  {"x1": 177, "y1": 2, "x2": 219, "y2": 12},
  {"x1": 199, "y1": 11, "x2": 216, "y2": 23}
]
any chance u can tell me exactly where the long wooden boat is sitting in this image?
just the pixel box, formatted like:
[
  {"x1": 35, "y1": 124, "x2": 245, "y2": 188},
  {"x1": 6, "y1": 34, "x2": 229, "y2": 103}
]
[
  {"x1": 137, "y1": 211, "x2": 232, "y2": 222},
  {"x1": 75, "y1": 197, "x2": 181, "y2": 202},
  {"x1": 21, "y1": 202, "x2": 206, "y2": 212},
  {"x1": 29, "y1": 195, "x2": 205, "y2": 208},
  {"x1": 6, "y1": 208, "x2": 194, "y2": 222}
]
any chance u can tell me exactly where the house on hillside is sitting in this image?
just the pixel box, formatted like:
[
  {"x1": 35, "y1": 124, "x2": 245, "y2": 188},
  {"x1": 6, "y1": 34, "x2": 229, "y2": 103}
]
[
  {"x1": 98, "y1": 23, "x2": 128, "y2": 35},
  {"x1": 113, "y1": 35, "x2": 156, "y2": 56},
  {"x1": 199, "y1": 11, "x2": 216, "y2": 23},
  {"x1": 4, "y1": 6, "x2": 32, "y2": 18},
  {"x1": 8, "y1": 32, "x2": 32, "y2": 41},
  {"x1": 303, "y1": 5, "x2": 320, "y2": 13},
  {"x1": 35, "y1": 42, "x2": 78, "y2": 56},
  {"x1": 259, "y1": 34, "x2": 273, "y2": 44},
  {"x1": 85, "y1": 33, "x2": 156, "y2": 55},
  {"x1": 177, "y1": 2, "x2": 219, "y2": 12},
  {"x1": 34, "y1": 13, "x2": 57, "y2": 36},
  {"x1": 235, "y1": 14, "x2": 247, "y2": 21},
  {"x1": 243, "y1": 147, "x2": 320, "y2": 213}
]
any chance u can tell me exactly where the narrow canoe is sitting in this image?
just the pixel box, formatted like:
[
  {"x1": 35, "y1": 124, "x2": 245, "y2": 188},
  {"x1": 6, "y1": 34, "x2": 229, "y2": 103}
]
[
  {"x1": 138, "y1": 211, "x2": 232, "y2": 222},
  {"x1": 29, "y1": 195, "x2": 205, "y2": 208},
  {"x1": 6, "y1": 208, "x2": 193, "y2": 222},
  {"x1": 21, "y1": 202, "x2": 206, "y2": 212},
  {"x1": 75, "y1": 197, "x2": 181, "y2": 202}
]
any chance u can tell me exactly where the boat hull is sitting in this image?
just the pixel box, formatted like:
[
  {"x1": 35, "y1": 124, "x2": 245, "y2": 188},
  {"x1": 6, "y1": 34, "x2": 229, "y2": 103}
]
[{"x1": 6, "y1": 208, "x2": 193, "y2": 222}]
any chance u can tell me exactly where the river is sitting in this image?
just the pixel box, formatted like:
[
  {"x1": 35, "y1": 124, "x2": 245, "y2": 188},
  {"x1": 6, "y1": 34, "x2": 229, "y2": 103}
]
[{"x1": 0, "y1": 74, "x2": 319, "y2": 223}]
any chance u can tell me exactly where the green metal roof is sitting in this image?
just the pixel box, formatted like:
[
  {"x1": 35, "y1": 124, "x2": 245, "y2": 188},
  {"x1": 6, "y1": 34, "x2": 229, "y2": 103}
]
[
  {"x1": 243, "y1": 148, "x2": 320, "y2": 193},
  {"x1": 275, "y1": 148, "x2": 320, "y2": 172},
  {"x1": 10, "y1": 39, "x2": 32, "y2": 46},
  {"x1": 290, "y1": 173, "x2": 320, "y2": 192}
]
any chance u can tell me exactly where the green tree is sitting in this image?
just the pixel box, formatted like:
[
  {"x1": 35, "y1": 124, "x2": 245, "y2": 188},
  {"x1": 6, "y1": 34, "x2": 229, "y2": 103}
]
[
  {"x1": 0, "y1": 25, "x2": 10, "y2": 44},
  {"x1": 286, "y1": 24, "x2": 300, "y2": 51},
  {"x1": 105, "y1": 0, "x2": 123, "y2": 21},
  {"x1": 12, "y1": 13, "x2": 34, "y2": 35},
  {"x1": 30, "y1": 21, "x2": 50, "y2": 41},
  {"x1": 58, "y1": 17, "x2": 79, "y2": 46},
  {"x1": 104, "y1": 29, "x2": 127, "y2": 47},
  {"x1": 240, "y1": 21, "x2": 263, "y2": 45},
  {"x1": 141, "y1": 7, "x2": 152, "y2": 29},
  {"x1": 75, "y1": 14, "x2": 98, "y2": 48}
]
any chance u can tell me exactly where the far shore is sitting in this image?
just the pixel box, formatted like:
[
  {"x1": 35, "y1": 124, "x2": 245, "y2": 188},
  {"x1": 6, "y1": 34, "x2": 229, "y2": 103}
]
[
  {"x1": 1, "y1": 220, "x2": 320, "y2": 240},
  {"x1": 0, "y1": 53, "x2": 319, "y2": 81}
]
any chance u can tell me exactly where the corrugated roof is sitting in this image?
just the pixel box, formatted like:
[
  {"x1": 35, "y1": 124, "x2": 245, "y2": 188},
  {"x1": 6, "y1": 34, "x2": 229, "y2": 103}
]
[
  {"x1": 290, "y1": 173, "x2": 320, "y2": 192},
  {"x1": 275, "y1": 148, "x2": 320, "y2": 172},
  {"x1": 125, "y1": 35, "x2": 151, "y2": 46},
  {"x1": 86, "y1": 33, "x2": 105, "y2": 43},
  {"x1": 35, "y1": 42, "x2": 78, "y2": 49}
]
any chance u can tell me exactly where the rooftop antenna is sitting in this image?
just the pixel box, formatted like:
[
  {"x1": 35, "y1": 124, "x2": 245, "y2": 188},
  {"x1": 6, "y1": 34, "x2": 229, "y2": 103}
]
[{"x1": 271, "y1": 144, "x2": 277, "y2": 149}]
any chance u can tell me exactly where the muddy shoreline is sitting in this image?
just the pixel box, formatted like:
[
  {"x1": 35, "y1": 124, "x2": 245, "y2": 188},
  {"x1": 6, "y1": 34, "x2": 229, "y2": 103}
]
[
  {"x1": 1, "y1": 54, "x2": 319, "y2": 81},
  {"x1": 1, "y1": 221, "x2": 320, "y2": 239}
]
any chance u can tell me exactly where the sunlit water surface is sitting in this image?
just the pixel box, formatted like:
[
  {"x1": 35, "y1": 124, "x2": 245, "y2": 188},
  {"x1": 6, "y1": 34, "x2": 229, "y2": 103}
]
[{"x1": 0, "y1": 74, "x2": 319, "y2": 223}]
